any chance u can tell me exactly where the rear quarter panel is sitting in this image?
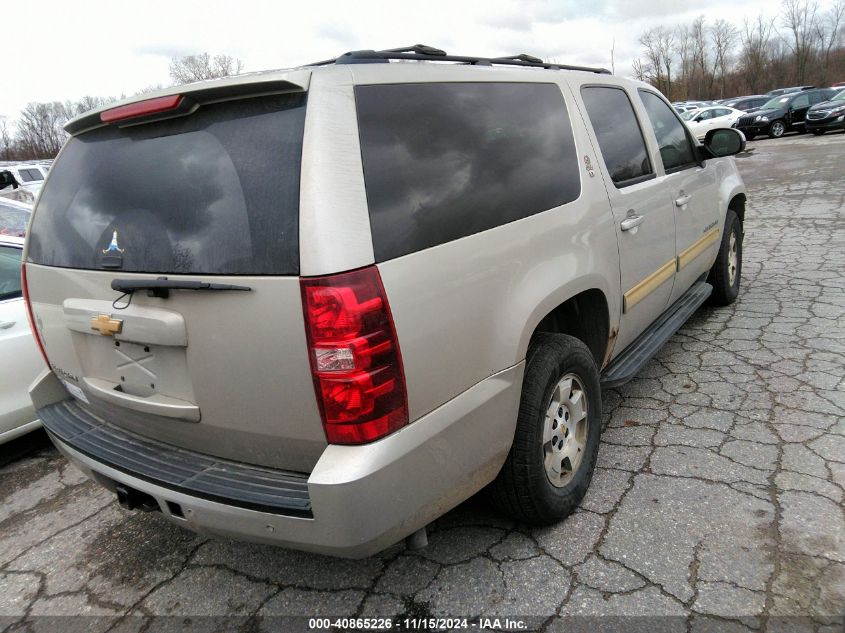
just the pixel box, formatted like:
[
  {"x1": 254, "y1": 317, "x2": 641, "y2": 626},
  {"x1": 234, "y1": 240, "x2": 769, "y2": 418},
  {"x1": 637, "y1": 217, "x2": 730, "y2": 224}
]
[{"x1": 366, "y1": 70, "x2": 621, "y2": 423}]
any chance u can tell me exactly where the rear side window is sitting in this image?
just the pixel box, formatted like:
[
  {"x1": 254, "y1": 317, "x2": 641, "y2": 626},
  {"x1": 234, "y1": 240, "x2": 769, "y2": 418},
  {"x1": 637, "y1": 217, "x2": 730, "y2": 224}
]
[
  {"x1": 638, "y1": 91, "x2": 697, "y2": 172},
  {"x1": 28, "y1": 94, "x2": 306, "y2": 275},
  {"x1": 356, "y1": 82, "x2": 580, "y2": 261},
  {"x1": 581, "y1": 86, "x2": 653, "y2": 187},
  {"x1": 792, "y1": 94, "x2": 810, "y2": 108}
]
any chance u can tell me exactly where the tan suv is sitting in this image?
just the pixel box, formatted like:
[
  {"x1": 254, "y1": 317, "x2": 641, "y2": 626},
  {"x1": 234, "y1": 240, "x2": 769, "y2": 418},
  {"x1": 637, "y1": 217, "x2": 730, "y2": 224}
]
[{"x1": 24, "y1": 45, "x2": 747, "y2": 557}]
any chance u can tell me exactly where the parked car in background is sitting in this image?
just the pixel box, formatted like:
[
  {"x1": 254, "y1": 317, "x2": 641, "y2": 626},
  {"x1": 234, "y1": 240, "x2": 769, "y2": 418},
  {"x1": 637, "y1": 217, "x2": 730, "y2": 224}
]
[
  {"x1": 0, "y1": 170, "x2": 36, "y2": 205},
  {"x1": 0, "y1": 197, "x2": 32, "y2": 237},
  {"x1": 23, "y1": 46, "x2": 748, "y2": 557},
  {"x1": 721, "y1": 95, "x2": 768, "y2": 112},
  {"x1": 681, "y1": 105, "x2": 745, "y2": 140},
  {"x1": 0, "y1": 235, "x2": 44, "y2": 443},
  {"x1": 735, "y1": 88, "x2": 836, "y2": 138},
  {"x1": 3, "y1": 164, "x2": 47, "y2": 196},
  {"x1": 806, "y1": 89, "x2": 845, "y2": 135},
  {"x1": 765, "y1": 86, "x2": 813, "y2": 97},
  {"x1": 673, "y1": 103, "x2": 699, "y2": 114}
]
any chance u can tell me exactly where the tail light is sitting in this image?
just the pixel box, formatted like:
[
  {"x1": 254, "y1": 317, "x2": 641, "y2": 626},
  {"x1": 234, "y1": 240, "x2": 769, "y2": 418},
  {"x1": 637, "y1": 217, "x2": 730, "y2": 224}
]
[
  {"x1": 21, "y1": 263, "x2": 51, "y2": 367},
  {"x1": 301, "y1": 266, "x2": 408, "y2": 445}
]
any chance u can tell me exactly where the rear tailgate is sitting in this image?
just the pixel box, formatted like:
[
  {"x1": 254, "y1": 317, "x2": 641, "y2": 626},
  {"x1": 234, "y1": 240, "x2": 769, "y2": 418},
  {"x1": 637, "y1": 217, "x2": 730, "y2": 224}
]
[{"x1": 25, "y1": 86, "x2": 327, "y2": 472}]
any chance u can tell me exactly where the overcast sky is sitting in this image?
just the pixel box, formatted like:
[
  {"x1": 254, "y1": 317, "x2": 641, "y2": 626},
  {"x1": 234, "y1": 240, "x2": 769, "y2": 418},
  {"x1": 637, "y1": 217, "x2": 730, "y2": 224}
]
[{"x1": 3, "y1": 0, "x2": 838, "y2": 121}]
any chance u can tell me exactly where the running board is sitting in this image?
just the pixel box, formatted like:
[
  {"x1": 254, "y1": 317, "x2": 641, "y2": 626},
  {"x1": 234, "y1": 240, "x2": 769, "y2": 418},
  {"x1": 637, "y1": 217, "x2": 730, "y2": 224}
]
[{"x1": 601, "y1": 282, "x2": 713, "y2": 388}]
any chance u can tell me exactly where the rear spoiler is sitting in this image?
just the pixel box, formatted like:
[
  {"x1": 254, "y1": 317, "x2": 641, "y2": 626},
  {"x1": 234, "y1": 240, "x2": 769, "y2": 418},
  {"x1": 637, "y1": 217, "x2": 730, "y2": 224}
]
[{"x1": 65, "y1": 70, "x2": 311, "y2": 136}]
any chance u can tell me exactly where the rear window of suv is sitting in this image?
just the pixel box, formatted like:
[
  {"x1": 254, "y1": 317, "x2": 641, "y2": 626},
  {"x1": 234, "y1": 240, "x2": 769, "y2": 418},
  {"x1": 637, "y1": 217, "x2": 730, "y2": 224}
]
[
  {"x1": 27, "y1": 93, "x2": 306, "y2": 275},
  {"x1": 355, "y1": 82, "x2": 580, "y2": 261}
]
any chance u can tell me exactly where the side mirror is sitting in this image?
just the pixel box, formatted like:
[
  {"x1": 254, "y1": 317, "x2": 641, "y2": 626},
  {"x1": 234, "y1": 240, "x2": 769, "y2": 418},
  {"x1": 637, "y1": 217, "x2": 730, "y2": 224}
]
[
  {"x1": 0, "y1": 170, "x2": 19, "y2": 190},
  {"x1": 703, "y1": 128, "x2": 745, "y2": 158}
]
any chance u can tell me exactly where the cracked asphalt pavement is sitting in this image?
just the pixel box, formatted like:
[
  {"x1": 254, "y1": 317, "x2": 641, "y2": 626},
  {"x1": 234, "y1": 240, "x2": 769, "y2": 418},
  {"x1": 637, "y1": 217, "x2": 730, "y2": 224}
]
[{"x1": 1, "y1": 133, "x2": 844, "y2": 632}]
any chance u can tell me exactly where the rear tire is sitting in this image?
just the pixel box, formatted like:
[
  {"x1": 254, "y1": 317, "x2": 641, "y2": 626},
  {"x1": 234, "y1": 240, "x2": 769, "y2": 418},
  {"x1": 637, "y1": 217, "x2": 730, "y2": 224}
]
[
  {"x1": 744, "y1": 133, "x2": 756, "y2": 140},
  {"x1": 811, "y1": 130, "x2": 824, "y2": 136},
  {"x1": 708, "y1": 209, "x2": 742, "y2": 306},
  {"x1": 488, "y1": 334, "x2": 602, "y2": 525},
  {"x1": 768, "y1": 120, "x2": 786, "y2": 138}
]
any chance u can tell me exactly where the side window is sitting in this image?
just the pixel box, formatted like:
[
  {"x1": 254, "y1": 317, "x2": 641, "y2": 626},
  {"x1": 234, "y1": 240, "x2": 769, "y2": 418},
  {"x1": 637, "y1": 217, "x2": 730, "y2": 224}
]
[
  {"x1": 809, "y1": 91, "x2": 828, "y2": 104},
  {"x1": 0, "y1": 245, "x2": 23, "y2": 301},
  {"x1": 714, "y1": 108, "x2": 732, "y2": 117},
  {"x1": 639, "y1": 90, "x2": 698, "y2": 172},
  {"x1": 17, "y1": 170, "x2": 34, "y2": 182},
  {"x1": 580, "y1": 86, "x2": 653, "y2": 187},
  {"x1": 792, "y1": 94, "x2": 809, "y2": 108},
  {"x1": 697, "y1": 110, "x2": 714, "y2": 120},
  {"x1": 356, "y1": 82, "x2": 581, "y2": 262}
]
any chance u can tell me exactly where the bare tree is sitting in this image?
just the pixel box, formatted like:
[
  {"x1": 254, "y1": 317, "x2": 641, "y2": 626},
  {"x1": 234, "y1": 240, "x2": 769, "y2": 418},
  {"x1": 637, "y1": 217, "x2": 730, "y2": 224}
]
[
  {"x1": 639, "y1": 26, "x2": 675, "y2": 97},
  {"x1": 711, "y1": 19, "x2": 738, "y2": 97},
  {"x1": 15, "y1": 102, "x2": 70, "y2": 158},
  {"x1": 690, "y1": 16, "x2": 709, "y2": 97},
  {"x1": 815, "y1": 0, "x2": 845, "y2": 80},
  {"x1": 740, "y1": 15, "x2": 776, "y2": 92},
  {"x1": 0, "y1": 117, "x2": 11, "y2": 161},
  {"x1": 632, "y1": 58, "x2": 647, "y2": 81},
  {"x1": 169, "y1": 53, "x2": 244, "y2": 84},
  {"x1": 674, "y1": 24, "x2": 694, "y2": 99},
  {"x1": 782, "y1": 0, "x2": 820, "y2": 83}
]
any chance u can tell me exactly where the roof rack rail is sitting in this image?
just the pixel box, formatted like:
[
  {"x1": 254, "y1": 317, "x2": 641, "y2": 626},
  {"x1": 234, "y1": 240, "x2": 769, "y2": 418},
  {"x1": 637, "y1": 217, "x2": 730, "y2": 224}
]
[{"x1": 307, "y1": 44, "x2": 611, "y2": 74}]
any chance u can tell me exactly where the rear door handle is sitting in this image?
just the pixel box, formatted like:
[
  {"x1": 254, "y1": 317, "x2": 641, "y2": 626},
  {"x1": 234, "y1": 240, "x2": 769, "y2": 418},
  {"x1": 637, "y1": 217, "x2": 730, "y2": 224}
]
[
  {"x1": 620, "y1": 214, "x2": 644, "y2": 231},
  {"x1": 675, "y1": 194, "x2": 692, "y2": 208},
  {"x1": 0, "y1": 321, "x2": 14, "y2": 330}
]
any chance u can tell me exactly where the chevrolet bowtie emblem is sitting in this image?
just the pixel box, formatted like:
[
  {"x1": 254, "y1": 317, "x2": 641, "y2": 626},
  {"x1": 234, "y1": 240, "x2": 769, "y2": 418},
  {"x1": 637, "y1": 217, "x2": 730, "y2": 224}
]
[{"x1": 90, "y1": 314, "x2": 123, "y2": 336}]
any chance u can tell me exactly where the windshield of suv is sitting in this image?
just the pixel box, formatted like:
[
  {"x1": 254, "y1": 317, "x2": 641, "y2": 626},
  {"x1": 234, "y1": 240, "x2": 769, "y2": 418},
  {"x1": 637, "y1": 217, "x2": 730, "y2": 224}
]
[
  {"x1": 28, "y1": 93, "x2": 306, "y2": 275},
  {"x1": 762, "y1": 96, "x2": 791, "y2": 109},
  {"x1": 831, "y1": 90, "x2": 845, "y2": 101}
]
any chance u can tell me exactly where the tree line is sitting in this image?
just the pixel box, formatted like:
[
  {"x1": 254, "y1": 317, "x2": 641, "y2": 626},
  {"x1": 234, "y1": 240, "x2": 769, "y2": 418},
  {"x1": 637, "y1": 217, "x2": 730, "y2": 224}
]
[
  {"x1": 0, "y1": 53, "x2": 243, "y2": 161},
  {"x1": 633, "y1": 0, "x2": 844, "y2": 100}
]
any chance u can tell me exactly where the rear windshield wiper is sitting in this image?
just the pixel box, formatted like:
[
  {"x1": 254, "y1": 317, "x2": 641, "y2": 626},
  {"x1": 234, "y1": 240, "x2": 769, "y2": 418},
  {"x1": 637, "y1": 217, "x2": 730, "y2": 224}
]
[{"x1": 111, "y1": 277, "x2": 251, "y2": 300}]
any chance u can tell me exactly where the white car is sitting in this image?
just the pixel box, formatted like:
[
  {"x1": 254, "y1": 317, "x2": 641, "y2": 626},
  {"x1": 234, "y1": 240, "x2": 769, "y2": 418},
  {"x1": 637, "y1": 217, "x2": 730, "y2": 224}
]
[
  {"x1": 0, "y1": 197, "x2": 32, "y2": 237},
  {"x1": 3, "y1": 164, "x2": 48, "y2": 196},
  {"x1": 0, "y1": 235, "x2": 44, "y2": 443},
  {"x1": 681, "y1": 106, "x2": 745, "y2": 141}
]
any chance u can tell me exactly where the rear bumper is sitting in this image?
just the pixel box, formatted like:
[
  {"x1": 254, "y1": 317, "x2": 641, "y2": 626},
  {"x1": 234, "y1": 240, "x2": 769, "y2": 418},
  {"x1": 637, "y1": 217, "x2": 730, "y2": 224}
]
[{"x1": 34, "y1": 364, "x2": 523, "y2": 558}]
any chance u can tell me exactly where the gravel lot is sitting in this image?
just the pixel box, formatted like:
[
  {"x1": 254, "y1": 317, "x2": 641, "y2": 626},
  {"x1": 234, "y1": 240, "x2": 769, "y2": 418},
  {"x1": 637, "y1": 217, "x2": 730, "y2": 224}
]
[{"x1": 1, "y1": 133, "x2": 843, "y2": 632}]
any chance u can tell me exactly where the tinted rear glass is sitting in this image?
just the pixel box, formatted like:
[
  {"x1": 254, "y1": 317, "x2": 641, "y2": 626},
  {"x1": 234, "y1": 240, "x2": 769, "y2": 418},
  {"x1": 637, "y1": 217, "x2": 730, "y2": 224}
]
[
  {"x1": 356, "y1": 82, "x2": 580, "y2": 261},
  {"x1": 27, "y1": 94, "x2": 306, "y2": 275}
]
